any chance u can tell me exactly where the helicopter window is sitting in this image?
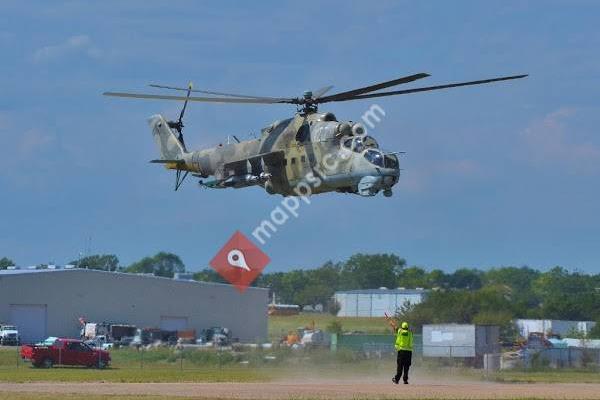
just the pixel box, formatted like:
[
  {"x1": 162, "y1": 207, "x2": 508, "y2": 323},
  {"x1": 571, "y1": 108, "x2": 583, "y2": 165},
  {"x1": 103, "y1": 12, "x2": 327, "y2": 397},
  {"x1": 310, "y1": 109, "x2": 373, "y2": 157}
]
[
  {"x1": 363, "y1": 136, "x2": 379, "y2": 149},
  {"x1": 301, "y1": 155, "x2": 306, "y2": 163},
  {"x1": 353, "y1": 137, "x2": 365, "y2": 153},
  {"x1": 291, "y1": 157, "x2": 296, "y2": 165},
  {"x1": 296, "y1": 124, "x2": 310, "y2": 143},
  {"x1": 364, "y1": 149, "x2": 384, "y2": 167},
  {"x1": 384, "y1": 154, "x2": 399, "y2": 169}
]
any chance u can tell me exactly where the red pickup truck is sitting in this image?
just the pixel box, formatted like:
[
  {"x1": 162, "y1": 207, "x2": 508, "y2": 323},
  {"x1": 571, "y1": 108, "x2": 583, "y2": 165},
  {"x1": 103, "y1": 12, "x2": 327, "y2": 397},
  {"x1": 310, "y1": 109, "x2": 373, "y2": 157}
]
[{"x1": 20, "y1": 338, "x2": 110, "y2": 368}]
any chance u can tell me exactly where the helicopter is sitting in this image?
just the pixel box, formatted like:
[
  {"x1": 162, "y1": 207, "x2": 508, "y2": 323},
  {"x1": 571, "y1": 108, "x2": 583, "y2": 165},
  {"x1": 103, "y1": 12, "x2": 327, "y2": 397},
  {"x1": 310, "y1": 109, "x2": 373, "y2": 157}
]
[{"x1": 103, "y1": 72, "x2": 526, "y2": 197}]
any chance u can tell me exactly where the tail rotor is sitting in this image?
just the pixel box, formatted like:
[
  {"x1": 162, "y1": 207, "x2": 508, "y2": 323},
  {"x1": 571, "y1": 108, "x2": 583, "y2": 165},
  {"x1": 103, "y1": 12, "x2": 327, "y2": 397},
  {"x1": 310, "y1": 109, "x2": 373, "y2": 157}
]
[{"x1": 167, "y1": 81, "x2": 193, "y2": 151}]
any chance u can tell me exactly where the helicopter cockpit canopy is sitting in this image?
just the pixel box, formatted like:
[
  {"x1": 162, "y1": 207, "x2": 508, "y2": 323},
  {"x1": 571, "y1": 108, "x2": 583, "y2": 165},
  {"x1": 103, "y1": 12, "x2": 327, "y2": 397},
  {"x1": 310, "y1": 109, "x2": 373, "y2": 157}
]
[
  {"x1": 341, "y1": 134, "x2": 397, "y2": 169},
  {"x1": 342, "y1": 135, "x2": 379, "y2": 153},
  {"x1": 364, "y1": 149, "x2": 384, "y2": 167},
  {"x1": 363, "y1": 136, "x2": 379, "y2": 148}
]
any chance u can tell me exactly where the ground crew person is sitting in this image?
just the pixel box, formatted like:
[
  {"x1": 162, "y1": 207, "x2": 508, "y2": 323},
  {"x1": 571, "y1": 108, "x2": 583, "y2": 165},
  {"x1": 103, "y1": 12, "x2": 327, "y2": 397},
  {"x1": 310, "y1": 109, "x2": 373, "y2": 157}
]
[{"x1": 385, "y1": 313, "x2": 413, "y2": 385}]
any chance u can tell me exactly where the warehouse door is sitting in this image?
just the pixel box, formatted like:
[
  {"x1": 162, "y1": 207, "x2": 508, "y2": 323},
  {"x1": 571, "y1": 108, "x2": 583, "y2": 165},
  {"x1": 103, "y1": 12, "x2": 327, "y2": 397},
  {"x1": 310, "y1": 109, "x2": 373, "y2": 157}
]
[
  {"x1": 9, "y1": 304, "x2": 47, "y2": 344},
  {"x1": 160, "y1": 316, "x2": 188, "y2": 331}
]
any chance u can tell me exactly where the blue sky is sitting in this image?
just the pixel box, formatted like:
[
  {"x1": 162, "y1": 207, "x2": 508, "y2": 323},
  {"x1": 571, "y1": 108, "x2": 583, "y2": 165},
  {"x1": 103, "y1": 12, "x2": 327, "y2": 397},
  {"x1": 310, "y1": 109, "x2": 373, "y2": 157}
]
[{"x1": 1, "y1": 1, "x2": 598, "y2": 273}]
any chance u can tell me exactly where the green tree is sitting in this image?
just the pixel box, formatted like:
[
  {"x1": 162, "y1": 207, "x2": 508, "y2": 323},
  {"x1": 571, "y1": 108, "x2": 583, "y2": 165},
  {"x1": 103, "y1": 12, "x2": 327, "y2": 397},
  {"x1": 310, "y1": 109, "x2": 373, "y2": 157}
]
[
  {"x1": 125, "y1": 252, "x2": 185, "y2": 278},
  {"x1": 193, "y1": 268, "x2": 227, "y2": 283},
  {"x1": 294, "y1": 283, "x2": 332, "y2": 307},
  {"x1": 447, "y1": 268, "x2": 483, "y2": 290},
  {"x1": 427, "y1": 269, "x2": 448, "y2": 288},
  {"x1": 532, "y1": 267, "x2": 600, "y2": 320},
  {"x1": 588, "y1": 321, "x2": 600, "y2": 339},
  {"x1": 484, "y1": 266, "x2": 540, "y2": 293},
  {"x1": 340, "y1": 253, "x2": 405, "y2": 289},
  {"x1": 305, "y1": 261, "x2": 341, "y2": 291},
  {"x1": 397, "y1": 266, "x2": 449, "y2": 289},
  {"x1": 0, "y1": 257, "x2": 15, "y2": 269},
  {"x1": 397, "y1": 266, "x2": 429, "y2": 288},
  {"x1": 483, "y1": 266, "x2": 541, "y2": 317},
  {"x1": 280, "y1": 270, "x2": 309, "y2": 303},
  {"x1": 70, "y1": 254, "x2": 119, "y2": 271},
  {"x1": 398, "y1": 285, "x2": 517, "y2": 332}
]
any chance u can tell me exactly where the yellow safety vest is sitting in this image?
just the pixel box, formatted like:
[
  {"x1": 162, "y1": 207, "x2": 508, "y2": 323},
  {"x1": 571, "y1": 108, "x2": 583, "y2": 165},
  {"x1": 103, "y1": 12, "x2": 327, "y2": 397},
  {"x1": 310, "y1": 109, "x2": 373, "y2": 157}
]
[{"x1": 395, "y1": 328, "x2": 413, "y2": 351}]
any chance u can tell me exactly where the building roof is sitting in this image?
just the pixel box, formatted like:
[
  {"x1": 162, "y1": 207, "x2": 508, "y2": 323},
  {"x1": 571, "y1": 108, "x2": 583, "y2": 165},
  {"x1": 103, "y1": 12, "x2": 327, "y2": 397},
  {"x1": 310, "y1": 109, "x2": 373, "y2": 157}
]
[
  {"x1": 0, "y1": 268, "x2": 267, "y2": 292},
  {"x1": 0, "y1": 268, "x2": 59, "y2": 275},
  {"x1": 335, "y1": 288, "x2": 428, "y2": 295}
]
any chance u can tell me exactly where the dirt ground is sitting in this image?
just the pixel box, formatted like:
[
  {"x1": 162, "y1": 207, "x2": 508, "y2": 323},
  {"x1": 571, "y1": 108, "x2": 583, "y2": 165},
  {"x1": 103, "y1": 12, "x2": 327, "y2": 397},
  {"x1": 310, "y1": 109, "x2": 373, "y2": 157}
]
[{"x1": 2, "y1": 378, "x2": 600, "y2": 399}]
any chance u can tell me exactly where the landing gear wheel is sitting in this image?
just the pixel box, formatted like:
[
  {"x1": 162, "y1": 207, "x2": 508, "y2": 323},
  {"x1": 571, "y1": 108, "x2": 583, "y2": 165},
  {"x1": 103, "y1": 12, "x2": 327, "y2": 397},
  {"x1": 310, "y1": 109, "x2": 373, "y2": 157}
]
[{"x1": 42, "y1": 358, "x2": 53, "y2": 368}]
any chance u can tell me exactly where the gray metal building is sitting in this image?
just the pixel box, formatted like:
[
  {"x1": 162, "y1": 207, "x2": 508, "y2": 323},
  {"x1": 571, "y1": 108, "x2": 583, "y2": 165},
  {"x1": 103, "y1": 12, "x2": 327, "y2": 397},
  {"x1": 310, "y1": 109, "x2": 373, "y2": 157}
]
[
  {"x1": 422, "y1": 324, "x2": 500, "y2": 358},
  {"x1": 334, "y1": 288, "x2": 428, "y2": 317},
  {"x1": 0, "y1": 269, "x2": 268, "y2": 343}
]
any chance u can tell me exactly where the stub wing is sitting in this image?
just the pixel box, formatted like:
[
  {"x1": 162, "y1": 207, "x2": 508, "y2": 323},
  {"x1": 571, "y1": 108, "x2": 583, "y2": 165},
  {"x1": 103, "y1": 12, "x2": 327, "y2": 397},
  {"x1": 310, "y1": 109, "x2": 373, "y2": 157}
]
[
  {"x1": 222, "y1": 150, "x2": 285, "y2": 177},
  {"x1": 204, "y1": 151, "x2": 285, "y2": 190}
]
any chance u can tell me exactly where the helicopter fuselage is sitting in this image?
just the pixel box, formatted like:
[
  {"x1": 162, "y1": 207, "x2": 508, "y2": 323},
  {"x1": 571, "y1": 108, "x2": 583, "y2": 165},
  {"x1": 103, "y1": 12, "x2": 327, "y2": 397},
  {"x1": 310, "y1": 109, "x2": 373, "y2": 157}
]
[{"x1": 152, "y1": 111, "x2": 400, "y2": 197}]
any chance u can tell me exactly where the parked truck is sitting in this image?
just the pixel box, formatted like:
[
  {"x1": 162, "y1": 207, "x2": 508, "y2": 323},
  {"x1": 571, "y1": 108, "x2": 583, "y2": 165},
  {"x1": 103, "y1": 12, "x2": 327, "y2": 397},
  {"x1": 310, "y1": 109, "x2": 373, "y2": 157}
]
[
  {"x1": 0, "y1": 325, "x2": 20, "y2": 346},
  {"x1": 20, "y1": 338, "x2": 110, "y2": 368},
  {"x1": 198, "y1": 327, "x2": 232, "y2": 346},
  {"x1": 84, "y1": 322, "x2": 136, "y2": 339},
  {"x1": 84, "y1": 335, "x2": 114, "y2": 350},
  {"x1": 82, "y1": 321, "x2": 137, "y2": 347},
  {"x1": 131, "y1": 328, "x2": 178, "y2": 347}
]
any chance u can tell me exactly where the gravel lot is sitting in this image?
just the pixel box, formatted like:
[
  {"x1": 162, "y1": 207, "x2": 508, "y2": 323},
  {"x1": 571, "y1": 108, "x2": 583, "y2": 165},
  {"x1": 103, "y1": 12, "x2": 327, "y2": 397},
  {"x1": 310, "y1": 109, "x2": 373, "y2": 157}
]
[{"x1": 2, "y1": 379, "x2": 600, "y2": 399}]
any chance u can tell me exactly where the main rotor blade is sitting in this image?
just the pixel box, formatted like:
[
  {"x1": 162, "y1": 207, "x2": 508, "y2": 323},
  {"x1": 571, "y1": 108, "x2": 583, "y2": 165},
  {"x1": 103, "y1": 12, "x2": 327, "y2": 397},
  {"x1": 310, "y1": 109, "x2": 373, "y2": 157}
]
[
  {"x1": 148, "y1": 84, "x2": 289, "y2": 101},
  {"x1": 312, "y1": 85, "x2": 334, "y2": 99},
  {"x1": 103, "y1": 92, "x2": 290, "y2": 104},
  {"x1": 328, "y1": 74, "x2": 528, "y2": 102},
  {"x1": 317, "y1": 73, "x2": 430, "y2": 103}
]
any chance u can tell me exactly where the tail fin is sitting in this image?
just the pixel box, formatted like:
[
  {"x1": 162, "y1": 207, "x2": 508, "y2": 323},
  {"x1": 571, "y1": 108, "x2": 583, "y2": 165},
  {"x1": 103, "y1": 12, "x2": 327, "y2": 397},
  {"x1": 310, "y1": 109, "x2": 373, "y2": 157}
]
[{"x1": 148, "y1": 114, "x2": 185, "y2": 160}]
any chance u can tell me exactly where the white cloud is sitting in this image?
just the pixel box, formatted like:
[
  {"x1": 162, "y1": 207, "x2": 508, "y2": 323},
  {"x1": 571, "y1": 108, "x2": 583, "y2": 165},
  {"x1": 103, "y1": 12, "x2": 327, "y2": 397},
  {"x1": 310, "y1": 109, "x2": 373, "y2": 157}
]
[
  {"x1": 0, "y1": 113, "x2": 58, "y2": 188},
  {"x1": 520, "y1": 108, "x2": 600, "y2": 174},
  {"x1": 18, "y1": 129, "x2": 55, "y2": 157},
  {"x1": 32, "y1": 35, "x2": 103, "y2": 63}
]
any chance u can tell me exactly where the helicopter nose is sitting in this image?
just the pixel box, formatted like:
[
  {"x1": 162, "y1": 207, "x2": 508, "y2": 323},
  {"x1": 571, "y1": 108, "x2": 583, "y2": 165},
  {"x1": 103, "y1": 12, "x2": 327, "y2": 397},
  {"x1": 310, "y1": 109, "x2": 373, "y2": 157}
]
[{"x1": 382, "y1": 174, "x2": 398, "y2": 188}]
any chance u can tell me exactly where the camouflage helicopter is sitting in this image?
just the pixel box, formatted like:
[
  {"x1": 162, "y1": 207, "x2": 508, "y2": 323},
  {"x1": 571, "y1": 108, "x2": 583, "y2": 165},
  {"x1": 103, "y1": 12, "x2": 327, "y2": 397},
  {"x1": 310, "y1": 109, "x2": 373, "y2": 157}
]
[{"x1": 103, "y1": 72, "x2": 526, "y2": 197}]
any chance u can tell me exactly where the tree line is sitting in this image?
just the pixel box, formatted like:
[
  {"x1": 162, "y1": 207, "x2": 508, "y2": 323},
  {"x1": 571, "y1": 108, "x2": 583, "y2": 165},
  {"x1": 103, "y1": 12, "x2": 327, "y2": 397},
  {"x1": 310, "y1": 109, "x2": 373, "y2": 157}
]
[{"x1": 3, "y1": 252, "x2": 600, "y2": 337}]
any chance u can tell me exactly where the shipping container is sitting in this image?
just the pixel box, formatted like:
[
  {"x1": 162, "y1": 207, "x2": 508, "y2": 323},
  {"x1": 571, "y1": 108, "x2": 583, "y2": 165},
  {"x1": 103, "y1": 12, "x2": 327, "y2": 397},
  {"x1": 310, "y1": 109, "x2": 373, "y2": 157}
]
[{"x1": 422, "y1": 324, "x2": 500, "y2": 358}]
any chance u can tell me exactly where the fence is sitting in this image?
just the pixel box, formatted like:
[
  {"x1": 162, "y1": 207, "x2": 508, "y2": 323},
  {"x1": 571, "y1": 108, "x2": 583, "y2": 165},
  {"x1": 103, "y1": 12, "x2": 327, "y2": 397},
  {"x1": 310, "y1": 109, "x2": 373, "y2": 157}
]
[
  {"x1": 3, "y1": 341, "x2": 600, "y2": 371},
  {"x1": 0, "y1": 345, "x2": 279, "y2": 370},
  {"x1": 516, "y1": 347, "x2": 600, "y2": 369},
  {"x1": 336, "y1": 334, "x2": 423, "y2": 357}
]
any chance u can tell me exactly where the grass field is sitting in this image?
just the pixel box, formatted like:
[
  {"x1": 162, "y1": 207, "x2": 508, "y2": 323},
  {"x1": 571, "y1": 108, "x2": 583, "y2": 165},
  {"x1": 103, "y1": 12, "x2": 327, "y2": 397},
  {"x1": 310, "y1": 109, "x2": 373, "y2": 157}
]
[
  {"x1": 2, "y1": 314, "x2": 600, "y2": 387},
  {"x1": 491, "y1": 369, "x2": 600, "y2": 383},
  {"x1": 0, "y1": 395, "x2": 177, "y2": 400}
]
